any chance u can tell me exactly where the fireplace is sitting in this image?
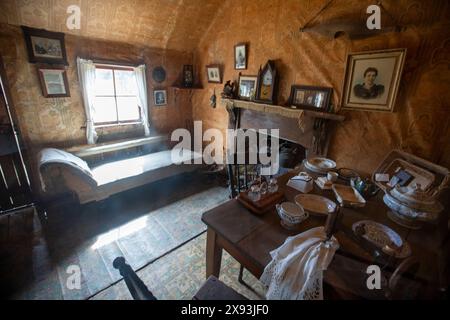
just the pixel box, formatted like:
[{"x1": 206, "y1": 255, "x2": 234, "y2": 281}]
[{"x1": 223, "y1": 98, "x2": 344, "y2": 197}]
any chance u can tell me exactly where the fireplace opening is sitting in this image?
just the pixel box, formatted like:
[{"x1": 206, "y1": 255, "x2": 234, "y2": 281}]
[{"x1": 226, "y1": 131, "x2": 306, "y2": 197}]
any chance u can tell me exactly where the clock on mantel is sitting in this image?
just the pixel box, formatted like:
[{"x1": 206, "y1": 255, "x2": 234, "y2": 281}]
[{"x1": 255, "y1": 60, "x2": 277, "y2": 105}]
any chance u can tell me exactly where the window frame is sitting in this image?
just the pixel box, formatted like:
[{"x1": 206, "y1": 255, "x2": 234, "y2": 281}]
[{"x1": 93, "y1": 64, "x2": 141, "y2": 126}]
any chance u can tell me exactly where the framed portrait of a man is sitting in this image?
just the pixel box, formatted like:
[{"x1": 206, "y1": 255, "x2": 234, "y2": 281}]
[
  {"x1": 234, "y1": 43, "x2": 247, "y2": 70},
  {"x1": 153, "y1": 89, "x2": 167, "y2": 106},
  {"x1": 341, "y1": 49, "x2": 406, "y2": 112}
]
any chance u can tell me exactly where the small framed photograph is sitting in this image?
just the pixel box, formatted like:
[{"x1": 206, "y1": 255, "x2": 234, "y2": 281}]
[
  {"x1": 37, "y1": 66, "x2": 70, "y2": 98},
  {"x1": 22, "y1": 26, "x2": 68, "y2": 65},
  {"x1": 182, "y1": 65, "x2": 194, "y2": 87},
  {"x1": 153, "y1": 89, "x2": 167, "y2": 106},
  {"x1": 238, "y1": 75, "x2": 258, "y2": 100},
  {"x1": 206, "y1": 65, "x2": 222, "y2": 83},
  {"x1": 288, "y1": 85, "x2": 332, "y2": 110},
  {"x1": 234, "y1": 43, "x2": 247, "y2": 70},
  {"x1": 341, "y1": 48, "x2": 406, "y2": 112}
]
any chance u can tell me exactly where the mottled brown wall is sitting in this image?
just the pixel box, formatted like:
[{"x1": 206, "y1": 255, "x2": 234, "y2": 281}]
[
  {"x1": 0, "y1": 23, "x2": 194, "y2": 187},
  {"x1": 0, "y1": 0, "x2": 223, "y2": 52},
  {"x1": 192, "y1": 0, "x2": 450, "y2": 176}
]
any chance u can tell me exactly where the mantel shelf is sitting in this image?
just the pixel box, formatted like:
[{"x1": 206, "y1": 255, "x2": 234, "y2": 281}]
[
  {"x1": 221, "y1": 98, "x2": 345, "y2": 121},
  {"x1": 170, "y1": 85, "x2": 203, "y2": 90}
]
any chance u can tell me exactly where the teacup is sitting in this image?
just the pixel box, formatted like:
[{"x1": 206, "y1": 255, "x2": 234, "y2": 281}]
[{"x1": 327, "y1": 171, "x2": 338, "y2": 182}]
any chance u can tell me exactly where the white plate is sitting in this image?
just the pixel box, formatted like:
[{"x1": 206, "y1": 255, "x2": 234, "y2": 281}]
[
  {"x1": 352, "y1": 220, "x2": 411, "y2": 259},
  {"x1": 304, "y1": 157, "x2": 336, "y2": 174},
  {"x1": 294, "y1": 194, "x2": 336, "y2": 216}
]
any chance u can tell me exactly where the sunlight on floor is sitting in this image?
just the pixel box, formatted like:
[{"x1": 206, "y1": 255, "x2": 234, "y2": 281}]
[{"x1": 91, "y1": 216, "x2": 148, "y2": 250}]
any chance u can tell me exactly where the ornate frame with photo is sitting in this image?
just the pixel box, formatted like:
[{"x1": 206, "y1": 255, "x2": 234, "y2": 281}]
[
  {"x1": 37, "y1": 65, "x2": 70, "y2": 98},
  {"x1": 237, "y1": 74, "x2": 258, "y2": 100},
  {"x1": 206, "y1": 65, "x2": 222, "y2": 83},
  {"x1": 234, "y1": 43, "x2": 247, "y2": 70},
  {"x1": 22, "y1": 26, "x2": 68, "y2": 65},
  {"x1": 288, "y1": 85, "x2": 332, "y2": 111},
  {"x1": 341, "y1": 48, "x2": 406, "y2": 112},
  {"x1": 153, "y1": 89, "x2": 167, "y2": 106}
]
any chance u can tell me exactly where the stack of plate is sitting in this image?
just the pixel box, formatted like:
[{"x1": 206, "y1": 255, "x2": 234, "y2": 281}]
[{"x1": 304, "y1": 157, "x2": 336, "y2": 174}]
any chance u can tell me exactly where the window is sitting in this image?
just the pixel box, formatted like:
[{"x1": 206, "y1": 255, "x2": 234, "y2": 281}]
[{"x1": 93, "y1": 64, "x2": 141, "y2": 125}]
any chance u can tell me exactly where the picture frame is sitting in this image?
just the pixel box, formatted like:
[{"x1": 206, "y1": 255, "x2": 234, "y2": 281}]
[
  {"x1": 341, "y1": 48, "x2": 407, "y2": 112},
  {"x1": 37, "y1": 66, "x2": 70, "y2": 98},
  {"x1": 255, "y1": 60, "x2": 277, "y2": 104},
  {"x1": 234, "y1": 43, "x2": 247, "y2": 70},
  {"x1": 22, "y1": 26, "x2": 68, "y2": 65},
  {"x1": 153, "y1": 89, "x2": 167, "y2": 106},
  {"x1": 288, "y1": 85, "x2": 333, "y2": 111},
  {"x1": 237, "y1": 75, "x2": 258, "y2": 100},
  {"x1": 182, "y1": 65, "x2": 194, "y2": 87},
  {"x1": 206, "y1": 65, "x2": 222, "y2": 83}
]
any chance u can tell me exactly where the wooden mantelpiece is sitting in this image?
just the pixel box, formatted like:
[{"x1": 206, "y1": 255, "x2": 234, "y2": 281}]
[
  {"x1": 222, "y1": 98, "x2": 345, "y2": 122},
  {"x1": 222, "y1": 98, "x2": 345, "y2": 156}
]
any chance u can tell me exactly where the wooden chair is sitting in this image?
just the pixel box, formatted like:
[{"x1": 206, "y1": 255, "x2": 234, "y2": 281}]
[{"x1": 113, "y1": 257, "x2": 247, "y2": 300}]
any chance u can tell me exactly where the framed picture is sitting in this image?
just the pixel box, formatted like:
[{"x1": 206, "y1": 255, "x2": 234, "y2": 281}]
[
  {"x1": 288, "y1": 85, "x2": 332, "y2": 110},
  {"x1": 37, "y1": 66, "x2": 70, "y2": 98},
  {"x1": 238, "y1": 75, "x2": 258, "y2": 100},
  {"x1": 206, "y1": 65, "x2": 222, "y2": 83},
  {"x1": 22, "y1": 26, "x2": 68, "y2": 65},
  {"x1": 255, "y1": 60, "x2": 277, "y2": 104},
  {"x1": 234, "y1": 43, "x2": 247, "y2": 70},
  {"x1": 153, "y1": 89, "x2": 167, "y2": 106},
  {"x1": 341, "y1": 48, "x2": 406, "y2": 112},
  {"x1": 182, "y1": 65, "x2": 194, "y2": 87}
]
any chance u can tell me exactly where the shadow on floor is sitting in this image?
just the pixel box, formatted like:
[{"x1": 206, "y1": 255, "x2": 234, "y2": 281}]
[{"x1": 0, "y1": 171, "x2": 228, "y2": 299}]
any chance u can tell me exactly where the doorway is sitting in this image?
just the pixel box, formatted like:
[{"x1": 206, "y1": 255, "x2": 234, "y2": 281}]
[{"x1": 0, "y1": 56, "x2": 34, "y2": 215}]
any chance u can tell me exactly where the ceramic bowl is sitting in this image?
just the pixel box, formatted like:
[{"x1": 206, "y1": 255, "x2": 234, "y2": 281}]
[{"x1": 276, "y1": 202, "x2": 308, "y2": 229}]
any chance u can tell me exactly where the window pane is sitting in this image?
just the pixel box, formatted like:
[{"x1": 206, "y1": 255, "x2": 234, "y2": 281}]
[
  {"x1": 95, "y1": 69, "x2": 114, "y2": 95},
  {"x1": 117, "y1": 96, "x2": 140, "y2": 121},
  {"x1": 94, "y1": 97, "x2": 117, "y2": 123},
  {"x1": 114, "y1": 70, "x2": 137, "y2": 96}
]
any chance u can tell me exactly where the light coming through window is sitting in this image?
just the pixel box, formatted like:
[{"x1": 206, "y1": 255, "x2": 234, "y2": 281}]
[{"x1": 93, "y1": 65, "x2": 141, "y2": 125}]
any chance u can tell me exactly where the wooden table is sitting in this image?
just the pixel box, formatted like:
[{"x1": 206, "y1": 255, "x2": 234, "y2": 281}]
[{"x1": 201, "y1": 171, "x2": 448, "y2": 299}]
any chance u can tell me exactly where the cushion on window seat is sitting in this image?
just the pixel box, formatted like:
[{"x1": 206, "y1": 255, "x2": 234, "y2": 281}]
[
  {"x1": 91, "y1": 150, "x2": 202, "y2": 185},
  {"x1": 38, "y1": 147, "x2": 96, "y2": 191}
]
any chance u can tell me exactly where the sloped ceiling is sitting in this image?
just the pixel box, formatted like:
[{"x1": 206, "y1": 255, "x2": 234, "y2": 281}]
[{"x1": 0, "y1": 0, "x2": 223, "y2": 52}]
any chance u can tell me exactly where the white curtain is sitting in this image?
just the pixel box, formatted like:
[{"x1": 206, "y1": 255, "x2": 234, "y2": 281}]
[
  {"x1": 134, "y1": 64, "x2": 150, "y2": 136},
  {"x1": 77, "y1": 57, "x2": 98, "y2": 144}
]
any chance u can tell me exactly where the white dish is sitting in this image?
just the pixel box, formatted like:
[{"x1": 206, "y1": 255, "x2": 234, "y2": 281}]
[
  {"x1": 294, "y1": 194, "x2": 336, "y2": 216},
  {"x1": 352, "y1": 220, "x2": 411, "y2": 259},
  {"x1": 276, "y1": 202, "x2": 308, "y2": 229},
  {"x1": 304, "y1": 157, "x2": 336, "y2": 174},
  {"x1": 332, "y1": 184, "x2": 366, "y2": 207},
  {"x1": 314, "y1": 178, "x2": 332, "y2": 190}
]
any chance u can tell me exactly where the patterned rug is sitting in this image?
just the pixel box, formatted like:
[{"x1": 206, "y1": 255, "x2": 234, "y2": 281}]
[
  {"x1": 91, "y1": 232, "x2": 267, "y2": 300},
  {"x1": 5, "y1": 182, "x2": 229, "y2": 300}
]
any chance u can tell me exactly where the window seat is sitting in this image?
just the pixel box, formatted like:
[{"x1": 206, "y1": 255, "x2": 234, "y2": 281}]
[
  {"x1": 38, "y1": 146, "x2": 203, "y2": 204},
  {"x1": 65, "y1": 135, "x2": 168, "y2": 158}
]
